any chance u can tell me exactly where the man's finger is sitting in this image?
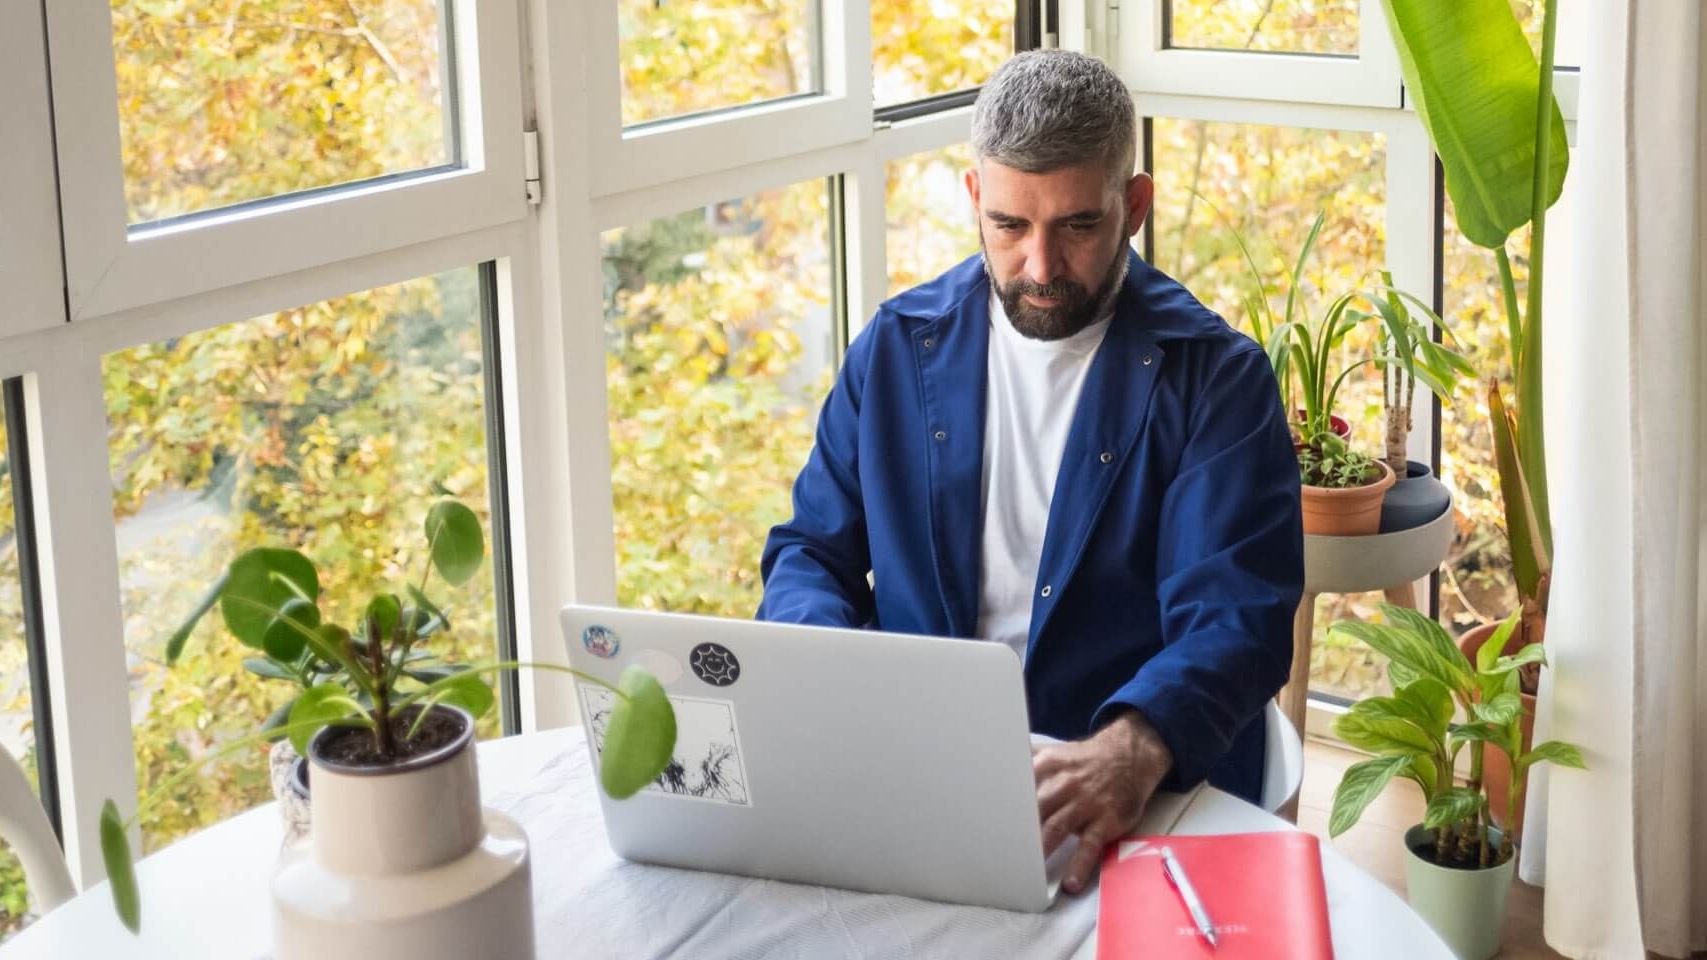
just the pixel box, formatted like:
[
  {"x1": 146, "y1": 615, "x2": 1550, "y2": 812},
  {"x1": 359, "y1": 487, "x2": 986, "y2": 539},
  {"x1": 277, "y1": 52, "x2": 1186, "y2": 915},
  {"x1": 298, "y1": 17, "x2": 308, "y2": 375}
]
[
  {"x1": 1039, "y1": 803, "x2": 1085, "y2": 858},
  {"x1": 1036, "y1": 771, "x2": 1077, "y2": 822},
  {"x1": 1031, "y1": 747, "x2": 1072, "y2": 781},
  {"x1": 1062, "y1": 821, "x2": 1111, "y2": 895}
]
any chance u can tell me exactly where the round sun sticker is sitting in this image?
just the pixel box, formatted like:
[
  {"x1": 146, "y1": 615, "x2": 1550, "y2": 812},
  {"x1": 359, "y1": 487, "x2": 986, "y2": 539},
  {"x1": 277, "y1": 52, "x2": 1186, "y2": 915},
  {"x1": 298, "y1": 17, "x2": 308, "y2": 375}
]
[{"x1": 689, "y1": 642, "x2": 741, "y2": 686}]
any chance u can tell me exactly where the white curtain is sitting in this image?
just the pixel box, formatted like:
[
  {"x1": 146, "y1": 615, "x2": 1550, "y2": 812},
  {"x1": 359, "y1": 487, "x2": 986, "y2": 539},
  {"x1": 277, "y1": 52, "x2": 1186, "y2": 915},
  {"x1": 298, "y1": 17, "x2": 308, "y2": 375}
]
[{"x1": 1522, "y1": 1, "x2": 1707, "y2": 957}]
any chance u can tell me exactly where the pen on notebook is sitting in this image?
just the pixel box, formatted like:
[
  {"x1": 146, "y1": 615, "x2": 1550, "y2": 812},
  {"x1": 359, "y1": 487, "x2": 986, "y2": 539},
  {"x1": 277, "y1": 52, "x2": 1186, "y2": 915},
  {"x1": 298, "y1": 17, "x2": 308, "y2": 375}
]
[{"x1": 1160, "y1": 845, "x2": 1219, "y2": 949}]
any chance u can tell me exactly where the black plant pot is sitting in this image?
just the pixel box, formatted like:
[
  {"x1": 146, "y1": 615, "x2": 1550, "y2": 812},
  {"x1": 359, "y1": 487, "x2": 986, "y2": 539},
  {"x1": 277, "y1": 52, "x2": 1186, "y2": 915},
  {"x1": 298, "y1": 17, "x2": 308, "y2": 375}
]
[{"x1": 1380, "y1": 460, "x2": 1452, "y2": 533}]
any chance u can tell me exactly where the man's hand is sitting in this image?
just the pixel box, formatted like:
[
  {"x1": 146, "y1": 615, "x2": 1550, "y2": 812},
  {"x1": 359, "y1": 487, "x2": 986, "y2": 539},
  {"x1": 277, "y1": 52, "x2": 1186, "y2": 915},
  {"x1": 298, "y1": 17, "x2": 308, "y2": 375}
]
[{"x1": 1033, "y1": 710, "x2": 1174, "y2": 895}]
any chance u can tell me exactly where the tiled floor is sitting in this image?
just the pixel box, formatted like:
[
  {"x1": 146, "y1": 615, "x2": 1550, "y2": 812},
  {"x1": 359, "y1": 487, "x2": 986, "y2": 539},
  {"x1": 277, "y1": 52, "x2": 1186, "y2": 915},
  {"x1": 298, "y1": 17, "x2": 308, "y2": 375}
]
[{"x1": 1297, "y1": 740, "x2": 1561, "y2": 959}]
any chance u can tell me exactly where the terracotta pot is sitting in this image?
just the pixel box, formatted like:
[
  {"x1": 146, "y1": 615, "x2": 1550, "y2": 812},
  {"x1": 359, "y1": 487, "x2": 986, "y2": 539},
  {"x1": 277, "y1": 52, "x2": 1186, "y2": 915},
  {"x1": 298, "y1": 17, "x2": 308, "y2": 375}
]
[
  {"x1": 1301, "y1": 459, "x2": 1396, "y2": 536},
  {"x1": 1458, "y1": 621, "x2": 1543, "y2": 839}
]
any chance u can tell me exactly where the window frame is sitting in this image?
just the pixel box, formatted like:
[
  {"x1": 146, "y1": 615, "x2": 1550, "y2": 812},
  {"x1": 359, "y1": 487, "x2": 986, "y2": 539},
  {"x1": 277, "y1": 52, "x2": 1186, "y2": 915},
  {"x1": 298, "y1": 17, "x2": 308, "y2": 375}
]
[
  {"x1": 46, "y1": 0, "x2": 529, "y2": 321},
  {"x1": 0, "y1": 0, "x2": 64, "y2": 339}
]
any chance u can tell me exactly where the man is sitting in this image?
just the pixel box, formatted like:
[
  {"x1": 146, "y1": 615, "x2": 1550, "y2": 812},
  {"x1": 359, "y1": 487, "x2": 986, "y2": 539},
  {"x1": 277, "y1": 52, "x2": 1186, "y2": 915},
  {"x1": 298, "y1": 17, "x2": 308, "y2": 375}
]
[{"x1": 757, "y1": 50, "x2": 1302, "y2": 895}]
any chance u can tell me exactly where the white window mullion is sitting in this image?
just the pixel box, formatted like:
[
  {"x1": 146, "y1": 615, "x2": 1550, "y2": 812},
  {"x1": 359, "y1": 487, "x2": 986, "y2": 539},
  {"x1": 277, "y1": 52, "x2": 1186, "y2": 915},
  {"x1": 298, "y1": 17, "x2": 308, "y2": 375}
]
[
  {"x1": 1384, "y1": 115, "x2": 1439, "y2": 469},
  {"x1": 0, "y1": 0, "x2": 64, "y2": 339},
  {"x1": 25, "y1": 351, "x2": 136, "y2": 887},
  {"x1": 844, "y1": 151, "x2": 890, "y2": 337}
]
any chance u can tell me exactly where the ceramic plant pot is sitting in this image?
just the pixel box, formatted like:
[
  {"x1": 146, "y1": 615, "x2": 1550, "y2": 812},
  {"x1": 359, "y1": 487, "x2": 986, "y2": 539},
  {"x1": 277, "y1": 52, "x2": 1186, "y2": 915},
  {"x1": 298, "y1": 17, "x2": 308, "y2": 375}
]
[
  {"x1": 1403, "y1": 824, "x2": 1515, "y2": 960},
  {"x1": 271, "y1": 706, "x2": 534, "y2": 960},
  {"x1": 268, "y1": 738, "x2": 312, "y2": 848},
  {"x1": 1380, "y1": 460, "x2": 1453, "y2": 533},
  {"x1": 1301, "y1": 459, "x2": 1396, "y2": 536}
]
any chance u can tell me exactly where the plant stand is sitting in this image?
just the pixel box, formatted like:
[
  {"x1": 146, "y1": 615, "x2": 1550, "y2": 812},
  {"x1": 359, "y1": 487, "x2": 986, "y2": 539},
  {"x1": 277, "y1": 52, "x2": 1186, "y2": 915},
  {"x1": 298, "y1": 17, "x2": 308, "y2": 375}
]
[{"x1": 1277, "y1": 505, "x2": 1455, "y2": 821}]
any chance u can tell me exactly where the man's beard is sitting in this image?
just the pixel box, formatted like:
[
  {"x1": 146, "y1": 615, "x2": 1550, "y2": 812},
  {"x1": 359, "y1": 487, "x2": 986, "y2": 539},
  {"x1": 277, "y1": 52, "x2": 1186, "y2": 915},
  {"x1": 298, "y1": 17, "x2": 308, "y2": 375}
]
[{"x1": 982, "y1": 228, "x2": 1129, "y2": 341}]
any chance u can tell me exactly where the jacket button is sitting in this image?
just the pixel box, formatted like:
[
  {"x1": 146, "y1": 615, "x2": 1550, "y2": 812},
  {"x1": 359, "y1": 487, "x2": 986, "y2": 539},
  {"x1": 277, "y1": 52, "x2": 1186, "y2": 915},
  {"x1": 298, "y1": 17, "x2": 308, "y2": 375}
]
[
  {"x1": 1142, "y1": 354, "x2": 1154, "y2": 366},
  {"x1": 1099, "y1": 451, "x2": 1113, "y2": 464},
  {"x1": 934, "y1": 430, "x2": 946, "y2": 441},
  {"x1": 923, "y1": 338, "x2": 935, "y2": 349},
  {"x1": 1040, "y1": 585, "x2": 1052, "y2": 598}
]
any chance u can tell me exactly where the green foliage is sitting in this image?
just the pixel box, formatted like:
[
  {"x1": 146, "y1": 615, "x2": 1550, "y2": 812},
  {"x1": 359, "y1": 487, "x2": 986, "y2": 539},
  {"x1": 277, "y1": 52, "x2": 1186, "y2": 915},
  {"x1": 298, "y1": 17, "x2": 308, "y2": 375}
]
[
  {"x1": 101, "y1": 501, "x2": 677, "y2": 932},
  {"x1": 1327, "y1": 606, "x2": 1586, "y2": 867},
  {"x1": 1296, "y1": 432, "x2": 1381, "y2": 490}
]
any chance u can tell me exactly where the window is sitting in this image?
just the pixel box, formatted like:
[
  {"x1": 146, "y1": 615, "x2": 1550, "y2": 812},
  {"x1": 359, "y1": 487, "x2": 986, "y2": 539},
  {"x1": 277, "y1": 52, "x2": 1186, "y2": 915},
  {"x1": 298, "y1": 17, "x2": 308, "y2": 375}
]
[
  {"x1": 602, "y1": 181, "x2": 835, "y2": 615},
  {"x1": 112, "y1": 0, "x2": 457, "y2": 225},
  {"x1": 872, "y1": 0, "x2": 1014, "y2": 106},
  {"x1": 103, "y1": 268, "x2": 508, "y2": 853},
  {"x1": 1166, "y1": 0, "x2": 1359, "y2": 55},
  {"x1": 0, "y1": 388, "x2": 46, "y2": 942},
  {"x1": 1438, "y1": 156, "x2": 1579, "y2": 636},
  {"x1": 886, "y1": 144, "x2": 979, "y2": 295},
  {"x1": 1148, "y1": 116, "x2": 1394, "y2": 701},
  {"x1": 617, "y1": 0, "x2": 818, "y2": 126}
]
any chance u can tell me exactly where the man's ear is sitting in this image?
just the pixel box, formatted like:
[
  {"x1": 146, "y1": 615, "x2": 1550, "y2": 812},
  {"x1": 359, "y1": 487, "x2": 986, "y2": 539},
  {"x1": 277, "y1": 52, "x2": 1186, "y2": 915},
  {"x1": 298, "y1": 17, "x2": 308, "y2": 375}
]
[
  {"x1": 1124, "y1": 172, "x2": 1154, "y2": 238},
  {"x1": 963, "y1": 166, "x2": 981, "y2": 214}
]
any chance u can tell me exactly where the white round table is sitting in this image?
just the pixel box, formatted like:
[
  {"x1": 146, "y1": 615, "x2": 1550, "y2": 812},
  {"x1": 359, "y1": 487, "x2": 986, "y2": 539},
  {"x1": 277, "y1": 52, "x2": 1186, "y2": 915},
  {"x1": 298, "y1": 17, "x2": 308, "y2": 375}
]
[{"x1": 0, "y1": 729, "x2": 1451, "y2": 958}]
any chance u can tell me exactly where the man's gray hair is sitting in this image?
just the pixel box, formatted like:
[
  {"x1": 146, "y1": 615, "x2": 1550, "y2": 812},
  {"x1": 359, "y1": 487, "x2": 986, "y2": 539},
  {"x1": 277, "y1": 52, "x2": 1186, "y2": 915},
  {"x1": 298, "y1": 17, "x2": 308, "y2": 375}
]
[{"x1": 970, "y1": 50, "x2": 1136, "y2": 186}]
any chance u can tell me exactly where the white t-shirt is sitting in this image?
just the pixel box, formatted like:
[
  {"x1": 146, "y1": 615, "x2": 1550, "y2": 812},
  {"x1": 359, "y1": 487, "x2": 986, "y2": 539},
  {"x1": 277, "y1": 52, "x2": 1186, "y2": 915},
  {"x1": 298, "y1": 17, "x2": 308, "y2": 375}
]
[{"x1": 976, "y1": 292, "x2": 1113, "y2": 662}]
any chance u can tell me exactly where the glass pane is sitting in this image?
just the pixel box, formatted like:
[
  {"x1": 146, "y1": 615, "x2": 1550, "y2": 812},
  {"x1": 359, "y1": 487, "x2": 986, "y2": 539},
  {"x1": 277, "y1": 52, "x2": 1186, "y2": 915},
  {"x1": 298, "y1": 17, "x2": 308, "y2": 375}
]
[
  {"x1": 105, "y1": 268, "x2": 503, "y2": 853},
  {"x1": 603, "y1": 181, "x2": 834, "y2": 614},
  {"x1": 1149, "y1": 117, "x2": 1391, "y2": 700},
  {"x1": 1167, "y1": 0, "x2": 1359, "y2": 55},
  {"x1": 872, "y1": 0, "x2": 1013, "y2": 106},
  {"x1": 0, "y1": 392, "x2": 41, "y2": 942},
  {"x1": 886, "y1": 144, "x2": 979, "y2": 296},
  {"x1": 1439, "y1": 155, "x2": 1578, "y2": 637},
  {"x1": 618, "y1": 0, "x2": 815, "y2": 127},
  {"x1": 113, "y1": 0, "x2": 455, "y2": 225},
  {"x1": 1515, "y1": 0, "x2": 1584, "y2": 70}
]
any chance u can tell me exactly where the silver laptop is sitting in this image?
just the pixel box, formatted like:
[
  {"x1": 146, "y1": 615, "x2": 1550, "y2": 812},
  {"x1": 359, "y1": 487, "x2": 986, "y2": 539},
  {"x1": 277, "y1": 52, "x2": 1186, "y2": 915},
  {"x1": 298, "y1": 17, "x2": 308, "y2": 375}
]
[{"x1": 559, "y1": 604, "x2": 1071, "y2": 912}]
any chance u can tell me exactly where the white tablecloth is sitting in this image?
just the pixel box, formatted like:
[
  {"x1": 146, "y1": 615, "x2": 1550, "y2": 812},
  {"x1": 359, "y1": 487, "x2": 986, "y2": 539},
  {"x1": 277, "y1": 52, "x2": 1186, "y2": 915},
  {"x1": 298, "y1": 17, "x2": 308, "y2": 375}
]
[{"x1": 0, "y1": 729, "x2": 1452, "y2": 959}]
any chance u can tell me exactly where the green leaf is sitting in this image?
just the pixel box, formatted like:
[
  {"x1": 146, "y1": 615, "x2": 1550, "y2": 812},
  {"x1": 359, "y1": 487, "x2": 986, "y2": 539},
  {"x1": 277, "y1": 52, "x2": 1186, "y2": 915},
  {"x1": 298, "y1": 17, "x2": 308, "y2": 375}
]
[
  {"x1": 1448, "y1": 721, "x2": 1504, "y2": 753},
  {"x1": 100, "y1": 799, "x2": 140, "y2": 933},
  {"x1": 1394, "y1": 677, "x2": 1455, "y2": 741},
  {"x1": 1472, "y1": 692, "x2": 1524, "y2": 728},
  {"x1": 366, "y1": 594, "x2": 401, "y2": 641},
  {"x1": 599, "y1": 667, "x2": 677, "y2": 799},
  {"x1": 1382, "y1": 606, "x2": 1475, "y2": 693},
  {"x1": 1329, "y1": 754, "x2": 1412, "y2": 837},
  {"x1": 425, "y1": 500, "x2": 484, "y2": 586},
  {"x1": 1490, "y1": 385, "x2": 1547, "y2": 600},
  {"x1": 288, "y1": 683, "x2": 364, "y2": 756},
  {"x1": 1476, "y1": 610, "x2": 1523, "y2": 673},
  {"x1": 1423, "y1": 786, "x2": 1484, "y2": 830},
  {"x1": 261, "y1": 696, "x2": 299, "y2": 734},
  {"x1": 403, "y1": 664, "x2": 463, "y2": 684},
  {"x1": 1520, "y1": 740, "x2": 1587, "y2": 771},
  {"x1": 262, "y1": 597, "x2": 320, "y2": 664},
  {"x1": 1335, "y1": 708, "x2": 1435, "y2": 757},
  {"x1": 1491, "y1": 642, "x2": 1548, "y2": 675},
  {"x1": 405, "y1": 585, "x2": 451, "y2": 638},
  {"x1": 242, "y1": 656, "x2": 296, "y2": 682},
  {"x1": 1380, "y1": 0, "x2": 1569, "y2": 249},
  {"x1": 1332, "y1": 615, "x2": 1470, "y2": 698},
  {"x1": 433, "y1": 671, "x2": 495, "y2": 719},
  {"x1": 221, "y1": 549, "x2": 319, "y2": 649},
  {"x1": 165, "y1": 574, "x2": 226, "y2": 665}
]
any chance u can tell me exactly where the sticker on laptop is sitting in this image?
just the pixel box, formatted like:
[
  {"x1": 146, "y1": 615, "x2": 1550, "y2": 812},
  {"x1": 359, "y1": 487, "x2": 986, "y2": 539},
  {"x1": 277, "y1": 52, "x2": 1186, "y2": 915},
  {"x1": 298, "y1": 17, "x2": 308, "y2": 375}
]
[
  {"x1": 582, "y1": 624, "x2": 620, "y2": 659},
  {"x1": 688, "y1": 642, "x2": 741, "y2": 686},
  {"x1": 580, "y1": 686, "x2": 752, "y2": 806}
]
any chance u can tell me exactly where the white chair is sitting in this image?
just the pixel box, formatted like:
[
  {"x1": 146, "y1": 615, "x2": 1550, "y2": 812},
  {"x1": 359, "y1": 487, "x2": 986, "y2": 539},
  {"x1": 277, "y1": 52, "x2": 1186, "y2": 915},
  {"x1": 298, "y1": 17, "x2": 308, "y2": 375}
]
[
  {"x1": 0, "y1": 746, "x2": 74, "y2": 914},
  {"x1": 1259, "y1": 699, "x2": 1305, "y2": 816}
]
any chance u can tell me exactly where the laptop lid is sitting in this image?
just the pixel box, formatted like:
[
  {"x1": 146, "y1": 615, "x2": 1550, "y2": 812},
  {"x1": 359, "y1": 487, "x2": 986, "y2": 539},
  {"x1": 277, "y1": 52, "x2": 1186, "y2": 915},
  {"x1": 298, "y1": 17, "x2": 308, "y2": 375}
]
[{"x1": 560, "y1": 605, "x2": 1055, "y2": 912}]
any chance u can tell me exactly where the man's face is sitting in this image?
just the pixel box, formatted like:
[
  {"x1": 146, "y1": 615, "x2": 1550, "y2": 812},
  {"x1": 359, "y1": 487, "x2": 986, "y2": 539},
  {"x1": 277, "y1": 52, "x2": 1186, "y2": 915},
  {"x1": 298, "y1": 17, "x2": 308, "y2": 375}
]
[{"x1": 965, "y1": 160, "x2": 1152, "y2": 340}]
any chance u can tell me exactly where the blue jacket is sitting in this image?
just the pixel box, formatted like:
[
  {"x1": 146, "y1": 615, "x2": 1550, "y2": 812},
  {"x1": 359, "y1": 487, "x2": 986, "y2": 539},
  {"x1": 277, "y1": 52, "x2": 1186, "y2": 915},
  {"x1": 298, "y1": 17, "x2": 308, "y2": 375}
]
[{"x1": 758, "y1": 251, "x2": 1303, "y2": 802}]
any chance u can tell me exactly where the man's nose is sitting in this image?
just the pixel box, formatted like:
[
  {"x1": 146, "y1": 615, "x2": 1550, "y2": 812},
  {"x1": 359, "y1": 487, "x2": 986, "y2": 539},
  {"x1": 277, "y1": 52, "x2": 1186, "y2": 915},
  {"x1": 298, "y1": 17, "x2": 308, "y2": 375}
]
[{"x1": 1022, "y1": 230, "x2": 1061, "y2": 287}]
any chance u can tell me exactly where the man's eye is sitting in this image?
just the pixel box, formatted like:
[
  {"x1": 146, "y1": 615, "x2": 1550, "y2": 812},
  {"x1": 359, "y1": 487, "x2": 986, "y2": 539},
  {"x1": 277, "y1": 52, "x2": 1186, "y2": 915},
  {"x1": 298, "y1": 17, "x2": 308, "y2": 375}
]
[
  {"x1": 1067, "y1": 222, "x2": 1099, "y2": 234},
  {"x1": 995, "y1": 221, "x2": 1024, "y2": 232}
]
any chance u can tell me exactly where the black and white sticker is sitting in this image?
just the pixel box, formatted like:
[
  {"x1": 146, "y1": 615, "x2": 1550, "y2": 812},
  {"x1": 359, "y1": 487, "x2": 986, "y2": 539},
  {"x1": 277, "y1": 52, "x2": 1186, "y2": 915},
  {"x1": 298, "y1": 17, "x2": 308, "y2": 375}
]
[
  {"x1": 580, "y1": 685, "x2": 752, "y2": 807},
  {"x1": 688, "y1": 642, "x2": 741, "y2": 687}
]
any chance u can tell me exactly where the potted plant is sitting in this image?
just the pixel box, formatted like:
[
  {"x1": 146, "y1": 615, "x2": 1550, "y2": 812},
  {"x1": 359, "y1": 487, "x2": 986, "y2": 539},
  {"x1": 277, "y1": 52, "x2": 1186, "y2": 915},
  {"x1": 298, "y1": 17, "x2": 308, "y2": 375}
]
[
  {"x1": 1327, "y1": 606, "x2": 1586, "y2": 959},
  {"x1": 1368, "y1": 271, "x2": 1469, "y2": 532},
  {"x1": 1379, "y1": 0, "x2": 1573, "y2": 827},
  {"x1": 1206, "y1": 201, "x2": 1468, "y2": 535},
  {"x1": 97, "y1": 500, "x2": 677, "y2": 960}
]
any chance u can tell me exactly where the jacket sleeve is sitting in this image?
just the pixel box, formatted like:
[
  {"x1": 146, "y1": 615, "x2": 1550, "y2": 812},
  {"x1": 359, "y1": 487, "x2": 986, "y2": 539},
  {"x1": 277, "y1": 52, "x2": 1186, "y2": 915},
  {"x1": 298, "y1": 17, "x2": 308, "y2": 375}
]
[
  {"x1": 1092, "y1": 344, "x2": 1304, "y2": 789},
  {"x1": 755, "y1": 323, "x2": 878, "y2": 628}
]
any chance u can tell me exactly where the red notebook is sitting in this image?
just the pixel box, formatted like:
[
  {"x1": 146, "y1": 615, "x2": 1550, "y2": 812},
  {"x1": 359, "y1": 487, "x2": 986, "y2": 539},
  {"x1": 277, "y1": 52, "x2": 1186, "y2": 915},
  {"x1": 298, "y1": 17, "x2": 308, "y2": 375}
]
[{"x1": 1097, "y1": 831, "x2": 1333, "y2": 959}]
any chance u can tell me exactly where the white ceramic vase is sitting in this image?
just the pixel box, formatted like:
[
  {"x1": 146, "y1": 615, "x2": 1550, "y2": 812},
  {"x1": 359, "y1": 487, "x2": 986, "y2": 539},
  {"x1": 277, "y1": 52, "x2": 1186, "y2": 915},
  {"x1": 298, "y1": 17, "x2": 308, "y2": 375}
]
[{"x1": 271, "y1": 707, "x2": 535, "y2": 960}]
